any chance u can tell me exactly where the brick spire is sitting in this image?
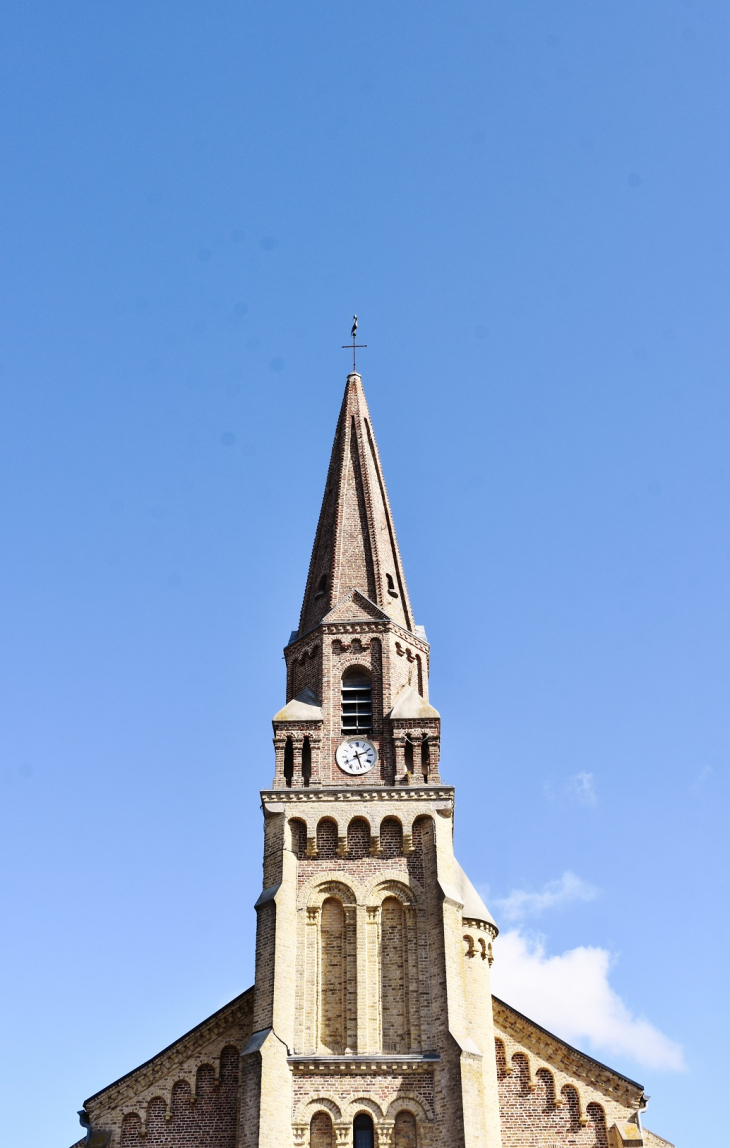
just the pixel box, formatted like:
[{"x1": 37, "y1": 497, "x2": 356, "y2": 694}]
[{"x1": 298, "y1": 372, "x2": 415, "y2": 636}]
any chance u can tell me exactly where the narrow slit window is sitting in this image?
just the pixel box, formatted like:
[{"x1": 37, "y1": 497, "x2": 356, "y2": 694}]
[
  {"x1": 341, "y1": 668, "x2": 372, "y2": 735},
  {"x1": 386, "y1": 573, "x2": 399, "y2": 598},
  {"x1": 314, "y1": 572, "x2": 328, "y2": 600},
  {"x1": 404, "y1": 737, "x2": 414, "y2": 774},
  {"x1": 283, "y1": 737, "x2": 294, "y2": 787}
]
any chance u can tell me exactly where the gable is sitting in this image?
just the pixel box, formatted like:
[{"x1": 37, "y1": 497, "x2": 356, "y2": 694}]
[
  {"x1": 81, "y1": 988, "x2": 254, "y2": 1148},
  {"x1": 491, "y1": 997, "x2": 675, "y2": 1148},
  {"x1": 493, "y1": 995, "x2": 644, "y2": 1109},
  {"x1": 322, "y1": 589, "x2": 391, "y2": 625},
  {"x1": 273, "y1": 686, "x2": 323, "y2": 722},
  {"x1": 389, "y1": 683, "x2": 440, "y2": 720}
]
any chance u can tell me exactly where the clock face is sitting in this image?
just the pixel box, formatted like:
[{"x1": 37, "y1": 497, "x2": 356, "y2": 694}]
[{"x1": 335, "y1": 738, "x2": 378, "y2": 776}]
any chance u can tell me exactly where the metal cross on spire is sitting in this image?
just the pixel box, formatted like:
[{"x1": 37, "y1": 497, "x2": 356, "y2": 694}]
[{"x1": 342, "y1": 314, "x2": 367, "y2": 373}]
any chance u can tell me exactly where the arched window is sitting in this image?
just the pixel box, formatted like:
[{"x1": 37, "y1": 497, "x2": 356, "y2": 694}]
[
  {"x1": 283, "y1": 737, "x2": 294, "y2": 787},
  {"x1": 347, "y1": 817, "x2": 370, "y2": 859},
  {"x1": 386, "y1": 572, "x2": 399, "y2": 598},
  {"x1": 289, "y1": 818, "x2": 306, "y2": 859},
  {"x1": 404, "y1": 737, "x2": 414, "y2": 774},
  {"x1": 394, "y1": 1110, "x2": 418, "y2": 1148},
  {"x1": 316, "y1": 818, "x2": 338, "y2": 859},
  {"x1": 314, "y1": 572, "x2": 328, "y2": 600},
  {"x1": 320, "y1": 897, "x2": 345, "y2": 1054},
  {"x1": 310, "y1": 1111, "x2": 335, "y2": 1148},
  {"x1": 353, "y1": 1113, "x2": 374, "y2": 1148},
  {"x1": 301, "y1": 737, "x2": 311, "y2": 786},
  {"x1": 380, "y1": 817, "x2": 403, "y2": 858},
  {"x1": 341, "y1": 667, "x2": 372, "y2": 735},
  {"x1": 420, "y1": 736, "x2": 430, "y2": 781},
  {"x1": 381, "y1": 896, "x2": 409, "y2": 1052}
]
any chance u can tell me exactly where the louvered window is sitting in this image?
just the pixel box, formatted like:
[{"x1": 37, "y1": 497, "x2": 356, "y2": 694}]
[{"x1": 341, "y1": 669, "x2": 372, "y2": 735}]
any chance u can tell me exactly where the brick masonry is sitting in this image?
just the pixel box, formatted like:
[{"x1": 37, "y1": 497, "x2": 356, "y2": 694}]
[{"x1": 75, "y1": 373, "x2": 674, "y2": 1148}]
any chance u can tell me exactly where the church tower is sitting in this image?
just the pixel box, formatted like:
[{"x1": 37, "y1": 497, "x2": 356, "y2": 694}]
[
  {"x1": 73, "y1": 366, "x2": 670, "y2": 1148},
  {"x1": 242, "y1": 372, "x2": 502, "y2": 1148}
]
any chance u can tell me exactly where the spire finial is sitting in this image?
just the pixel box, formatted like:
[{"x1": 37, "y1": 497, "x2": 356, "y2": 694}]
[{"x1": 341, "y1": 314, "x2": 367, "y2": 373}]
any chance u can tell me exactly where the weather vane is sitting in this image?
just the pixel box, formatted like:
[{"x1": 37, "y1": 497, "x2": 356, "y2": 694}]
[{"x1": 342, "y1": 315, "x2": 367, "y2": 373}]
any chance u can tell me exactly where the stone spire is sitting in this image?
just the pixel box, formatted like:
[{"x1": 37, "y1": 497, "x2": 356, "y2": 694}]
[{"x1": 298, "y1": 372, "x2": 415, "y2": 636}]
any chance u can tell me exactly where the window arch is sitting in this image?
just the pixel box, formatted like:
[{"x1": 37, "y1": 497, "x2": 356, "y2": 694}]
[
  {"x1": 316, "y1": 818, "x2": 338, "y2": 859},
  {"x1": 404, "y1": 736, "x2": 414, "y2": 775},
  {"x1": 394, "y1": 1110, "x2": 418, "y2": 1148},
  {"x1": 310, "y1": 1110, "x2": 335, "y2": 1148},
  {"x1": 289, "y1": 818, "x2": 306, "y2": 859},
  {"x1": 341, "y1": 667, "x2": 372, "y2": 735},
  {"x1": 381, "y1": 896, "x2": 409, "y2": 1052},
  {"x1": 347, "y1": 817, "x2": 370, "y2": 859},
  {"x1": 283, "y1": 737, "x2": 294, "y2": 787},
  {"x1": 320, "y1": 897, "x2": 346, "y2": 1054},
  {"x1": 353, "y1": 1113, "x2": 375, "y2": 1148},
  {"x1": 420, "y1": 735, "x2": 430, "y2": 781},
  {"x1": 380, "y1": 817, "x2": 403, "y2": 858}
]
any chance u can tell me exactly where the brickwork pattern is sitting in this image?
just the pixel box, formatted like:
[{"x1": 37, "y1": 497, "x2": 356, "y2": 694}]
[
  {"x1": 295, "y1": 814, "x2": 426, "y2": 896},
  {"x1": 119, "y1": 1047, "x2": 239, "y2": 1148},
  {"x1": 394, "y1": 1110, "x2": 418, "y2": 1148},
  {"x1": 321, "y1": 898, "x2": 347, "y2": 1054},
  {"x1": 297, "y1": 375, "x2": 414, "y2": 637},
  {"x1": 292, "y1": 1071, "x2": 436, "y2": 1119},
  {"x1": 310, "y1": 1112, "x2": 335, "y2": 1148},
  {"x1": 74, "y1": 372, "x2": 675, "y2": 1148},
  {"x1": 495, "y1": 1046, "x2": 610, "y2": 1143},
  {"x1": 381, "y1": 897, "x2": 408, "y2": 1053}
]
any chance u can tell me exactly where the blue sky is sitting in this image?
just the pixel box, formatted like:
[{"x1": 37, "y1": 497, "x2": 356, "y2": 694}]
[{"x1": 0, "y1": 3, "x2": 727, "y2": 1146}]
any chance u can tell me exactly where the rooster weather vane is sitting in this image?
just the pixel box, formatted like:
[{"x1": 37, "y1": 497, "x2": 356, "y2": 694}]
[{"x1": 342, "y1": 314, "x2": 367, "y2": 373}]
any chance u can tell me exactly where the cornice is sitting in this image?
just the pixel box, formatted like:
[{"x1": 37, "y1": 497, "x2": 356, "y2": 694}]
[
  {"x1": 287, "y1": 617, "x2": 429, "y2": 653},
  {"x1": 261, "y1": 786, "x2": 454, "y2": 805},
  {"x1": 288, "y1": 1053, "x2": 438, "y2": 1074}
]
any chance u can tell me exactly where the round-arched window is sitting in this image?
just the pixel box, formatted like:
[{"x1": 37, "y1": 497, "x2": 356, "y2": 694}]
[{"x1": 353, "y1": 1113, "x2": 374, "y2": 1148}]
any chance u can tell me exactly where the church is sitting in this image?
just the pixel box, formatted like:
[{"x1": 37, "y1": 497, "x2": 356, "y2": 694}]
[{"x1": 72, "y1": 371, "x2": 674, "y2": 1148}]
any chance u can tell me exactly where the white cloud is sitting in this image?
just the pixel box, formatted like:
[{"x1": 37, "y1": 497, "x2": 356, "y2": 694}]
[
  {"x1": 543, "y1": 771, "x2": 598, "y2": 806},
  {"x1": 566, "y1": 771, "x2": 598, "y2": 805},
  {"x1": 490, "y1": 930, "x2": 685, "y2": 1072},
  {"x1": 690, "y1": 765, "x2": 712, "y2": 792},
  {"x1": 495, "y1": 871, "x2": 599, "y2": 922}
]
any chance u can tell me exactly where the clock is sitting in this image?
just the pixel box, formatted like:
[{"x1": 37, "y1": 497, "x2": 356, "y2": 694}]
[{"x1": 336, "y1": 738, "x2": 378, "y2": 776}]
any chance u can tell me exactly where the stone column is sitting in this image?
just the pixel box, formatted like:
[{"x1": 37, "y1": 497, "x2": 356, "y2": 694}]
[
  {"x1": 404, "y1": 904, "x2": 422, "y2": 1051},
  {"x1": 393, "y1": 732, "x2": 408, "y2": 783},
  {"x1": 427, "y1": 733, "x2": 441, "y2": 783},
  {"x1": 290, "y1": 731, "x2": 304, "y2": 789},
  {"x1": 334, "y1": 1125, "x2": 351, "y2": 1148},
  {"x1": 344, "y1": 904, "x2": 358, "y2": 1053},
  {"x1": 309, "y1": 732, "x2": 322, "y2": 786},
  {"x1": 272, "y1": 734, "x2": 287, "y2": 788},
  {"x1": 304, "y1": 905, "x2": 320, "y2": 1051},
  {"x1": 355, "y1": 904, "x2": 369, "y2": 1052},
  {"x1": 409, "y1": 730, "x2": 425, "y2": 782},
  {"x1": 377, "y1": 1121, "x2": 395, "y2": 1147},
  {"x1": 366, "y1": 905, "x2": 381, "y2": 1051}
]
